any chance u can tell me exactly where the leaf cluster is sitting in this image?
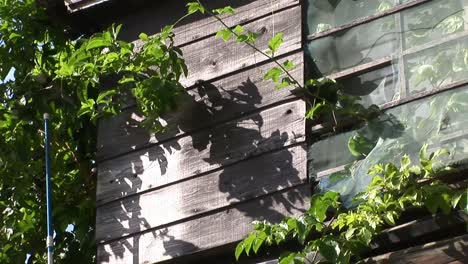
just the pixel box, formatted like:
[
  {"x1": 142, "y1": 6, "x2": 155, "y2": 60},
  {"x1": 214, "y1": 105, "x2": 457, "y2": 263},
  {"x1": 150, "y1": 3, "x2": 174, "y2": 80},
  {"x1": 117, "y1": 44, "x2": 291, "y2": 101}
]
[
  {"x1": 235, "y1": 146, "x2": 467, "y2": 263},
  {"x1": 0, "y1": 0, "x2": 188, "y2": 262}
]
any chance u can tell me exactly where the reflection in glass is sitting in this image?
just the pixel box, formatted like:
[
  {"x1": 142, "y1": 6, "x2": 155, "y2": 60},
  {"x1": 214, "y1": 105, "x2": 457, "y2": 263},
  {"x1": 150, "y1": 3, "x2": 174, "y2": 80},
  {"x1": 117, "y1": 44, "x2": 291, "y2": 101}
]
[
  {"x1": 307, "y1": 0, "x2": 399, "y2": 35},
  {"x1": 402, "y1": 0, "x2": 467, "y2": 48},
  {"x1": 406, "y1": 36, "x2": 468, "y2": 93},
  {"x1": 307, "y1": 16, "x2": 398, "y2": 75},
  {"x1": 339, "y1": 65, "x2": 400, "y2": 106},
  {"x1": 307, "y1": 0, "x2": 468, "y2": 103},
  {"x1": 309, "y1": 86, "x2": 468, "y2": 206}
]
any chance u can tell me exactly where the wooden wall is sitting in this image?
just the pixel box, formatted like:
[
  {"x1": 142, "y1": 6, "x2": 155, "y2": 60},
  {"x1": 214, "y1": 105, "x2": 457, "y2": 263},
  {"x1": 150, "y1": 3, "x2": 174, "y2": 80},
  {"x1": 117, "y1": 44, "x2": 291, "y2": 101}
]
[{"x1": 95, "y1": 0, "x2": 309, "y2": 263}]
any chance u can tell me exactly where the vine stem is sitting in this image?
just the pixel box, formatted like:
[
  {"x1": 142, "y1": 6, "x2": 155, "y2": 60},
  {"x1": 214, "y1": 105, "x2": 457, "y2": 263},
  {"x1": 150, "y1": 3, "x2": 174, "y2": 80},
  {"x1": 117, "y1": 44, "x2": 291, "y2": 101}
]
[
  {"x1": 310, "y1": 213, "x2": 337, "y2": 264},
  {"x1": 196, "y1": 0, "x2": 352, "y2": 119},
  {"x1": 199, "y1": 0, "x2": 303, "y2": 90}
]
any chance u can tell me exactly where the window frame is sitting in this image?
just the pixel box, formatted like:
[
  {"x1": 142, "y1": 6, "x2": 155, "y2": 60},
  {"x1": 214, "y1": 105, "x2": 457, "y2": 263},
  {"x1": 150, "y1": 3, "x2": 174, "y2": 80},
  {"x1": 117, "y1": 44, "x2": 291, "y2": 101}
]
[{"x1": 305, "y1": 0, "x2": 468, "y2": 133}]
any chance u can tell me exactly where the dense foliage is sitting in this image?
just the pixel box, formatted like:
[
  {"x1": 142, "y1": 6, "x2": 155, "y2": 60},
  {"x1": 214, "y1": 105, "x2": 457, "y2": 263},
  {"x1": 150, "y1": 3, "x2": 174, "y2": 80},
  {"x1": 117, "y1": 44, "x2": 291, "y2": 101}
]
[
  {"x1": 186, "y1": 1, "x2": 468, "y2": 263},
  {"x1": 0, "y1": 0, "x2": 186, "y2": 262},
  {"x1": 1, "y1": 0, "x2": 467, "y2": 263},
  {"x1": 235, "y1": 146, "x2": 468, "y2": 263}
]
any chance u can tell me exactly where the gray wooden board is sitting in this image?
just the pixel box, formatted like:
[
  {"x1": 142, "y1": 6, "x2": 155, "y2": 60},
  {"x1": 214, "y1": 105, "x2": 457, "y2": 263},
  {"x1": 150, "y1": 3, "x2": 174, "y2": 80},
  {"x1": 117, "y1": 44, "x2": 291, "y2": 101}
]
[
  {"x1": 96, "y1": 52, "x2": 303, "y2": 160},
  {"x1": 97, "y1": 100, "x2": 305, "y2": 205},
  {"x1": 372, "y1": 210, "x2": 468, "y2": 250},
  {"x1": 96, "y1": 144, "x2": 307, "y2": 242},
  {"x1": 363, "y1": 234, "x2": 468, "y2": 263},
  {"x1": 126, "y1": 0, "x2": 299, "y2": 47},
  {"x1": 97, "y1": 184, "x2": 310, "y2": 264},
  {"x1": 178, "y1": 5, "x2": 301, "y2": 88}
]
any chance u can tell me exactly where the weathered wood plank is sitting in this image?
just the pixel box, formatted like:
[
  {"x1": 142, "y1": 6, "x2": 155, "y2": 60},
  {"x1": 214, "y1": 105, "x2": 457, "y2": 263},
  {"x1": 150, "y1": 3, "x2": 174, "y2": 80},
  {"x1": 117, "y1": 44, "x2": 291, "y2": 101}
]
[
  {"x1": 97, "y1": 100, "x2": 305, "y2": 205},
  {"x1": 363, "y1": 234, "x2": 468, "y2": 263},
  {"x1": 97, "y1": 52, "x2": 303, "y2": 160},
  {"x1": 372, "y1": 211, "x2": 468, "y2": 252},
  {"x1": 175, "y1": 0, "x2": 299, "y2": 47},
  {"x1": 96, "y1": 144, "x2": 307, "y2": 242},
  {"x1": 126, "y1": 0, "x2": 299, "y2": 47},
  {"x1": 97, "y1": 185, "x2": 310, "y2": 264},
  {"x1": 179, "y1": 5, "x2": 301, "y2": 88}
]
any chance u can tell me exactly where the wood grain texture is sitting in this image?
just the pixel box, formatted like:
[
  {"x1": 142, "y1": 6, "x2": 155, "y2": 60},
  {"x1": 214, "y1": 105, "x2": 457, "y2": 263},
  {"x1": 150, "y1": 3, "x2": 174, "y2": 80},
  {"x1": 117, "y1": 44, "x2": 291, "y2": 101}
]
[
  {"x1": 372, "y1": 211, "x2": 468, "y2": 252},
  {"x1": 363, "y1": 234, "x2": 468, "y2": 263},
  {"x1": 97, "y1": 100, "x2": 305, "y2": 205},
  {"x1": 179, "y1": 5, "x2": 301, "y2": 88},
  {"x1": 129, "y1": 0, "x2": 299, "y2": 47},
  {"x1": 96, "y1": 144, "x2": 307, "y2": 242},
  {"x1": 96, "y1": 52, "x2": 303, "y2": 160},
  {"x1": 97, "y1": 185, "x2": 310, "y2": 264}
]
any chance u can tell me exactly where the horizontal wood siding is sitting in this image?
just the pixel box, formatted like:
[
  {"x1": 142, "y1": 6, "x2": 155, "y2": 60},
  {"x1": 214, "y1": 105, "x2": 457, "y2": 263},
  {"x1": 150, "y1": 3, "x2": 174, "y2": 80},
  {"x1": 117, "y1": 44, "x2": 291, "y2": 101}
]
[
  {"x1": 364, "y1": 234, "x2": 468, "y2": 263},
  {"x1": 96, "y1": 53, "x2": 303, "y2": 160},
  {"x1": 97, "y1": 100, "x2": 305, "y2": 205},
  {"x1": 96, "y1": 144, "x2": 307, "y2": 242},
  {"x1": 96, "y1": 1, "x2": 305, "y2": 263},
  {"x1": 178, "y1": 5, "x2": 301, "y2": 88},
  {"x1": 145, "y1": 0, "x2": 299, "y2": 47},
  {"x1": 97, "y1": 185, "x2": 310, "y2": 264}
]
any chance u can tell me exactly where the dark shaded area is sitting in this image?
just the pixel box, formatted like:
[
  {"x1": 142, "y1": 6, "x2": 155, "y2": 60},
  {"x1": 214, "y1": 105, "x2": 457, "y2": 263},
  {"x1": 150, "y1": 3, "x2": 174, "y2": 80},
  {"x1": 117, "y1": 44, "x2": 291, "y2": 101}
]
[
  {"x1": 99, "y1": 72, "x2": 306, "y2": 262},
  {"x1": 64, "y1": 0, "x2": 260, "y2": 39}
]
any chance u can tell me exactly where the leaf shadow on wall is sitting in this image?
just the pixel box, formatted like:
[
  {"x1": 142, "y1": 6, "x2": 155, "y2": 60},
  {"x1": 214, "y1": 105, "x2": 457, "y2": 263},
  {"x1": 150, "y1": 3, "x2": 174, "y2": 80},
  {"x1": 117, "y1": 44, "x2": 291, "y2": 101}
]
[{"x1": 98, "y1": 75, "x2": 308, "y2": 262}]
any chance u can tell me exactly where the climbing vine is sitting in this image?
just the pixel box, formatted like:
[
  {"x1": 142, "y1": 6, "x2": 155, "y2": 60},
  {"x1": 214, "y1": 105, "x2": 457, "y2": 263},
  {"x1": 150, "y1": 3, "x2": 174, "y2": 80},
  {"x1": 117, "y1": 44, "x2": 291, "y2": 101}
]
[
  {"x1": 234, "y1": 146, "x2": 467, "y2": 263},
  {"x1": 187, "y1": 1, "x2": 468, "y2": 263},
  {"x1": 1, "y1": 0, "x2": 467, "y2": 263},
  {"x1": 0, "y1": 1, "x2": 188, "y2": 262}
]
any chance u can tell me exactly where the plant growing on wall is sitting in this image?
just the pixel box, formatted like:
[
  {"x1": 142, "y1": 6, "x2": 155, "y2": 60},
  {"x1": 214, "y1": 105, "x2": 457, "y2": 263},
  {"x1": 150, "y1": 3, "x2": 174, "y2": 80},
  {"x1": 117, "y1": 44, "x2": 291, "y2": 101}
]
[
  {"x1": 0, "y1": 1, "x2": 188, "y2": 262},
  {"x1": 234, "y1": 146, "x2": 467, "y2": 263},
  {"x1": 1, "y1": 0, "x2": 467, "y2": 263},
  {"x1": 186, "y1": 1, "x2": 468, "y2": 263}
]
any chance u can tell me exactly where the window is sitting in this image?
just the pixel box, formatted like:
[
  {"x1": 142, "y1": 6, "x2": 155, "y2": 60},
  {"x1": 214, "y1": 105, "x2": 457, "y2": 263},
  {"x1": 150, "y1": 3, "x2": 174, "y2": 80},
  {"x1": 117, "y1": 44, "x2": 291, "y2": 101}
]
[{"x1": 306, "y1": 0, "x2": 468, "y2": 205}]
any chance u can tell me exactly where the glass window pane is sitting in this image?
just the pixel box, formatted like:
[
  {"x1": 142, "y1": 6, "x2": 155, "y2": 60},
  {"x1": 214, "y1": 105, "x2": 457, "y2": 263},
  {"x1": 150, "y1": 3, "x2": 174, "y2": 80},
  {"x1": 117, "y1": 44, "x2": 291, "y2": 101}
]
[
  {"x1": 405, "y1": 35, "x2": 468, "y2": 94},
  {"x1": 339, "y1": 64, "x2": 401, "y2": 106},
  {"x1": 402, "y1": 0, "x2": 468, "y2": 48},
  {"x1": 307, "y1": 16, "x2": 399, "y2": 75},
  {"x1": 307, "y1": 0, "x2": 400, "y2": 35},
  {"x1": 308, "y1": 86, "x2": 468, "y2": 206}
]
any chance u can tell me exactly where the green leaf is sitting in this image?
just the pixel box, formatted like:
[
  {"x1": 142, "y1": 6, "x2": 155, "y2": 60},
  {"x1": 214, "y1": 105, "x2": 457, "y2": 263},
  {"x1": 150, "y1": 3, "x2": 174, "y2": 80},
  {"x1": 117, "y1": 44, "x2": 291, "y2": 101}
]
[
  {"x1": 279, "y1": 252, "x2": 300, "y2": 264},
  {"x1": 429, "y1": 148, "x2": 450, "y2": 161},
  {"x1": 236, "y1": 34, "x2": 249, "y2": 43},
  {"x1": 268, "y1": 33, "x2": 283, "y2": 55},
  {"x1": 246, "y1": 31, "x2": 258, "y2": 43},
  {"x1": 235, "y1": 241, "x2": 245, "y2": 260},
  {"x1": 139, "y1": 33, "x2": 149, "y2": 41},
  {"x1": 86, "y1": 37, "x2": 110, "y2": 50},
  {"x1": 213, "y1": 6, "x2": 235, "y2": 15},
  {"x1": 460, "y1": 191, "x2": 468, "y2": 214},
  {"x1": 452, "y1": 192, "x2": 463, "y2": 208},
  {"x1": 252, "y1": 232, "x2": 266, "y2": 253},
  {"x1": 96, "y1": 90, "x2": 117, "y2": 104},
  {"x1": 8, "y1": 32, "x2": 21, "y2": 41},
  {"x1": 233, "y1": 25, "x2": 244, "y2": 35},
  {"x1": 306, "y1": 102, "x2": 324, "y2": 119},
  {"x1": 315, "y1": 238, "x2": 339, "y2": 263},
  {"x1": 187, "y1": 2, "x2": 205, "y2": 14},
  {"x1": 243, "y1": 233, "x2": 256, "y2": 256},
  {"x1": 215, "y1": 28, "x2": 233, "y2": 42},
  {"x1": 275, "y1": 77, "x2": 293, "y2": 89},
  {"x1": 283, "y1": 60, "x2": 295, "y2": 70},
  {"x1": 385, "y1": 212, "x2": 395, "y2": 225},
  {"x1": 420, "y1": 143, "x2": 429, "y2": 163},
  {"x1": 263, "y1": 67, "x2": 282, "y2": 82},
  {"x1": 347, "y1": 133, "x2": 374, "y2": 157},
  {"x1": 118, "y1": 75, "x2": 135, "y2": 84},
  {"x1": 400, "y1": 155, "x2": 411, "y2": 170}
]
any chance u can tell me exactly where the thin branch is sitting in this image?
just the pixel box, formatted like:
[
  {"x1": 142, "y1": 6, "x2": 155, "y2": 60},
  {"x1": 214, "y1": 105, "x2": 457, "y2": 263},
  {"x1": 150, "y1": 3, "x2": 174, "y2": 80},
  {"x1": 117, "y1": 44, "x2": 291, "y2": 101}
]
[
  {"x1": 310, "y1": 214, "x2": 337, "y2": 264},
  {"x1": 199, "y1": 0, "x2": 303, "y2": 90}
]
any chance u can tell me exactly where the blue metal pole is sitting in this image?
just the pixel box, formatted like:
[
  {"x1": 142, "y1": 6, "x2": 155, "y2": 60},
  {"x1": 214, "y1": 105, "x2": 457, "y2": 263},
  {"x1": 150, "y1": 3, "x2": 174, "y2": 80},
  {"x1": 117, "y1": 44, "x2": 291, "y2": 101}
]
[{"x1": 44, "y1": 113, "x2": 53, "y2": 264}]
